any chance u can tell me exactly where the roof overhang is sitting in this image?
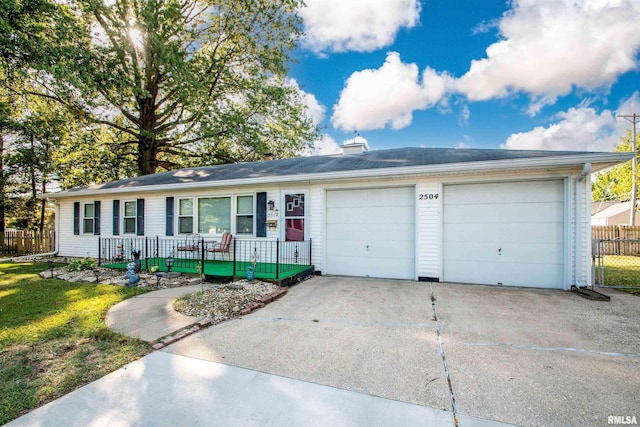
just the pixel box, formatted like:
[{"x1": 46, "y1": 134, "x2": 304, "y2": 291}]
[{"x1": 42, "y1": 151, "x2": 634, "y2": 199}]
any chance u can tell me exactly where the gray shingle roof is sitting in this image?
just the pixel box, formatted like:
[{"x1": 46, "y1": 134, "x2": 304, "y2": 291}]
[{"x1": 55, "y1": 147, "x2": 621, "y2": 195}]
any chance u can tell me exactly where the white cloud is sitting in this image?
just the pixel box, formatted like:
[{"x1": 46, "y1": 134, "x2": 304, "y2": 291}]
[
  {"x1": 456, "y1": 135, "x2": 472, "y2": 149},
  {"x1": 458, "y1": 104, "x2": 470, "y2": 126},
  {"x1": 286, "y1": 78, "x2": 342, "y2": 156},
  {"x1": 287, "y1": 78, "x2": 325, "y2": 127},
  {"x1": 331, "y1": 52, "x2": 450, "y2": 131},
  {"x1": 503, "y1": 92, "x2": 640, "y2": 151},
  {"x1": 308, "y1": 134, "x2": 342, "y2": 156},
  {"x1": 456, "y1": 0, "x2": 640, "y2": 111},
  {"x1": 299, "y1": 0, "x2": 421, "y2": 54}
]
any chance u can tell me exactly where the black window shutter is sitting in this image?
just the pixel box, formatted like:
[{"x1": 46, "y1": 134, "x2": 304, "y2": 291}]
[
  {"x1": 136, "y1": 198, "x2": 145, "y2": 236},
  {"x1": 166, "y1": 197, "x2": 174, "y2": 236},
  {"x1": 113, "y1": 200, "x2": 120, "y2": 235},
  {"x1": 73, "y1": 202, "x2": 80, "y2": 235},
  {"x1": 256, "y1": 192, "x2": 267, "y2": 237},
  {"x1": 93, "y1": 201, "x2": 101, "y2": 235}
]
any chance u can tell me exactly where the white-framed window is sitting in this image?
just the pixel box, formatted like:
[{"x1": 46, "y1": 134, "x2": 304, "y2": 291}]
[
  {"x1": 198, "y1": 197, "x2": 231, "y2": 234},
  {"x1": 123, "y1": 200, "x2": 137, "y2": 234},
  {"x1": 236, "y1": 195, "x2": 254, "y2": 235},
  {"x1": 178, "y1": 198, "x2": 194, "y2": 234},
  {"x1": 82, "y1": 203, "x2": 94, "y2": 234}
]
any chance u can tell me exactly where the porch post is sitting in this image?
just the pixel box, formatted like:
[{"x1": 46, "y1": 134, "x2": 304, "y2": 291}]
[
  {"x1": 275, "y1": 239, "x2": 280, "y2": 280},
  {"x1": 233, "y1": 238, "x2": 237, "y2": 276},
  {"x1": 201, "y1": 238, "x2": 205, "y2": 275},
  {"x1": 145, "y1": 237, "x2": 149, "y2": 271},
  {"x1": 98, "y1": 236, "x2": 102, "y2": 266}
]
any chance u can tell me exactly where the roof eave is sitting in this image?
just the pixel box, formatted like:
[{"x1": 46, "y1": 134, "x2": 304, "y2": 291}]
[{"x1": 42, "y1": 151, "x2": 634, "y2": 199}]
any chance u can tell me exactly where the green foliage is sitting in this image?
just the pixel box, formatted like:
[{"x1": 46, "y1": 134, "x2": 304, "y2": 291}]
[
  {"x1": 19, "y1": 0, "x2": 317, "y2": 176},
  {"x1": 0, "y1": 262, "x2": 149, "y2": 424},
  {"x1": 592, "y1": 131, "x2": 639, "y2": 202},
  {"x1": 67, "y1": 257, "x2": 96, "y2": 272}
]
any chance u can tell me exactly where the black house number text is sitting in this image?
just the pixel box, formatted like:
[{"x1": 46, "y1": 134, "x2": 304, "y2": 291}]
[{"x1": 419, "y1": 193, "x2": 439, "y2": 200}]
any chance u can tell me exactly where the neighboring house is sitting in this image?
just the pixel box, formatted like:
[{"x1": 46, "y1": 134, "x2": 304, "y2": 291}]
[
  {"x1": 591, "y1": 201, "x2": 640, "y2": 226},
  {"x1": 43, "y1": 143, "x2": 632, "y2": 290}
]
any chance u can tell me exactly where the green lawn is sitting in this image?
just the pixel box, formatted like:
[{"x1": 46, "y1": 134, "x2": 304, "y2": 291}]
[
  {"x1": 0, "y1": 263, "x2": 151, "y2": 424},
  {"x1": 594, "y1": 255, "x2": 640, "y2": 296}
]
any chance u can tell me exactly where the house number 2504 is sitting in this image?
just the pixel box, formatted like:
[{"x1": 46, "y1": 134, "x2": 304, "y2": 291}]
[{"x1": 419, "y1": 193, "x2": 439, "y2": 200}]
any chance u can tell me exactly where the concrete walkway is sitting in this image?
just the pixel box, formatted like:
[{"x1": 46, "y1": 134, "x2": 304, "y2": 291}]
[
  {"x1": 105, "y1": 284, "x2": 214, "y2": 342},
  {"x1": 7, "y1": 351, "x2": 512, "y2": 427}
]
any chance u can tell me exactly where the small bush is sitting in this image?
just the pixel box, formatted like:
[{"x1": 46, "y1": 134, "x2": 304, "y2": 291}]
[{"x1": 68, "y1": 258, "x2": 96, "y2": 272}]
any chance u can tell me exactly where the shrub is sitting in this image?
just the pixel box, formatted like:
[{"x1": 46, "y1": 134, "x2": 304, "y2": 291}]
[{"x1": 68, "y1": 257, "x2": 96, "y2": 272}]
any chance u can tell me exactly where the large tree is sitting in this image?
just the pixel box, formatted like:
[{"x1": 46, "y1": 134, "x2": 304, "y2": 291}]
[
  {"x1": 592, "y1": 130, "x2": 639, "y2": 202},
  {"x1": 26, "y1": 0, "x2": 317, "y2": 176}
]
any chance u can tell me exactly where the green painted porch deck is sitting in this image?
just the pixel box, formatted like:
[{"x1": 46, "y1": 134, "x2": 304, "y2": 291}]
[{"x1": 102, "y1": 257, "x2": 314, "y2": 282}]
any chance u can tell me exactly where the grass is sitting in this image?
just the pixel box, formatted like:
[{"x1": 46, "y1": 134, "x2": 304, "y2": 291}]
[
  {"x1": 0, "y1": 262, "x2": 151, "y2": 424},
  {"x1": 594, "y1": 255, "x2": 640, "y2": 296}
]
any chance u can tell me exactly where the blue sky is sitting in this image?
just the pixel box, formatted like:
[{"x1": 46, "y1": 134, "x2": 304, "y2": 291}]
[{"x1": 287, "y1": 0, "x2": 640, "y2": 154}]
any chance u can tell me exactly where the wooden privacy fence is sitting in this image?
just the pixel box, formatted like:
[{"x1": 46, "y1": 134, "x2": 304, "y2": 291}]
[
  {"x1": 0, "y1": 230, "x2": 56, "y2": 257},
  {"x1": 592, "y1": 226, "x2": 640, "y2": 255}
]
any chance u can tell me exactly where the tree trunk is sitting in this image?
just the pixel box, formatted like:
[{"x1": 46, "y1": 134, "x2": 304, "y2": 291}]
[
  {"x1": 0, "y1": 130, "x2": 5, "y2": 251},
  {"x1": 29, "y1": 135, "x2": 38, "y2": 229},
  {"x1": 39, "y1": 180, "x2": 46, "y2": 232},
  {"x1": 137, "y1": 135, "x2": 158, "y2": 175},
  {"x1": 0, "y1": 129, "x2": 6, "y2": 252}
]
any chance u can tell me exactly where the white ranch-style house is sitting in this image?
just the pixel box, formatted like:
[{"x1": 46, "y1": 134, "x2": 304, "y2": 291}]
[{"x1": 45, "y1": 142, "x2": 633, "y2": 289}]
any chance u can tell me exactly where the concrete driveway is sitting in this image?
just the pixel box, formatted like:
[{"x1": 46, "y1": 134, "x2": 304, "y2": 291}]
[{"x1": 164, "y1": 276, "x2": 640, "y2": 427}]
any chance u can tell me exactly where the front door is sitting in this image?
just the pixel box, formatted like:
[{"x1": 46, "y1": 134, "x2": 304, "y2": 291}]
[{"x1": 283, "y1": 192, "x2": 306, "y2": 241}]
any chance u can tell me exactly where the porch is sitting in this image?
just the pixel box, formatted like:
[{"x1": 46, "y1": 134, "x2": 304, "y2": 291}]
[{"x1": 98, "y1": 237, "x2": 314, "y2": 285}]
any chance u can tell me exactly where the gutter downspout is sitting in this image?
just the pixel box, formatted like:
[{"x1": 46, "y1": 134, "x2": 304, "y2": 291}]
[{"x1": 574, "y1": 163, "x2": 591, "y2": 289}]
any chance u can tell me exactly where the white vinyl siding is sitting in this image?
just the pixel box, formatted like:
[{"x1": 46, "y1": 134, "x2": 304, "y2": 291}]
[{"x1": 416, "y1": 181, "x2": 440, "y2": 279}]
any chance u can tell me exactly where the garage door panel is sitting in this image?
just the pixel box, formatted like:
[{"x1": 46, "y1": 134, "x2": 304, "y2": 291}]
[
  {"x1": 446, "y1": 181, "x2": 563, "y2": 205},
  {"x1": 328, "y1": 222, "x2": 414, "y2": 242},
  {"x1": 446, "y1": 260, "x2": 562, "y2": 287},
  {"x1": 327, "y1": 239, "x2": 413, "y2": 259},
  {"x1": 327, "y1": 188, "x2": 413, "y2": 208},
  {"x1": 497, "y1": 222, "x2": 563, "y2": 244},
  {"x1": 444, "y1": 260, "x2": 504, "y2": 285},
  {"x1": 498, "y1": 263, "x2": 564, "y2": 288},
  {"x1": 444, "y1": 223, "x2": 500, "y2": 243},
  {"x1": 444, "y1": 181, "x2": 564, "y2": 289},
  {"x1": 498, "y1": 243, "x2": 563, "y2": 264},
  {"x1": 498, "y1": 202, "x2": 563, "y2": 223},
  {"x1": 327, "y1": 206, "x2": 414, "y2": 225},
  {"x1": 327, "y1": 255, "x2": 414, "y2": 280},
  {"x1": 444, "y1": 204, "x2": 502, "y2": 224},
  {"x1": 444, "y1": 241, "x2": 504, "y2": 262}
]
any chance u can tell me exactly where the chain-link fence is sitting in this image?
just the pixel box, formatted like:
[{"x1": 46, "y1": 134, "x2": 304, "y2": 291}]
[{"x1": 593, "y1": 239, "x2": 640, "y2": 289}]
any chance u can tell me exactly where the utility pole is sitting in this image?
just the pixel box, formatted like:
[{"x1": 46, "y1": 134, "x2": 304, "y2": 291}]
[{"x1": 619, "y1": 113, "x2": 638, "y2": 225}]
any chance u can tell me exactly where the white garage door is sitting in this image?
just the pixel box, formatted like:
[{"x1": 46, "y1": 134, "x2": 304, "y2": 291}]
[
  {"x1": 326, "y1": 187, "x2": 415, "y2": 280},
  {"x1": 443, "y1": 180, "x2": 564, "y2": 288}
]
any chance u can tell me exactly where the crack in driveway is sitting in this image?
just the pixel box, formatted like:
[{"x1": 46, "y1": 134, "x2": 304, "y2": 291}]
[{"x1": 430, "y1": 283, "x2": 459, "y2": 427}]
